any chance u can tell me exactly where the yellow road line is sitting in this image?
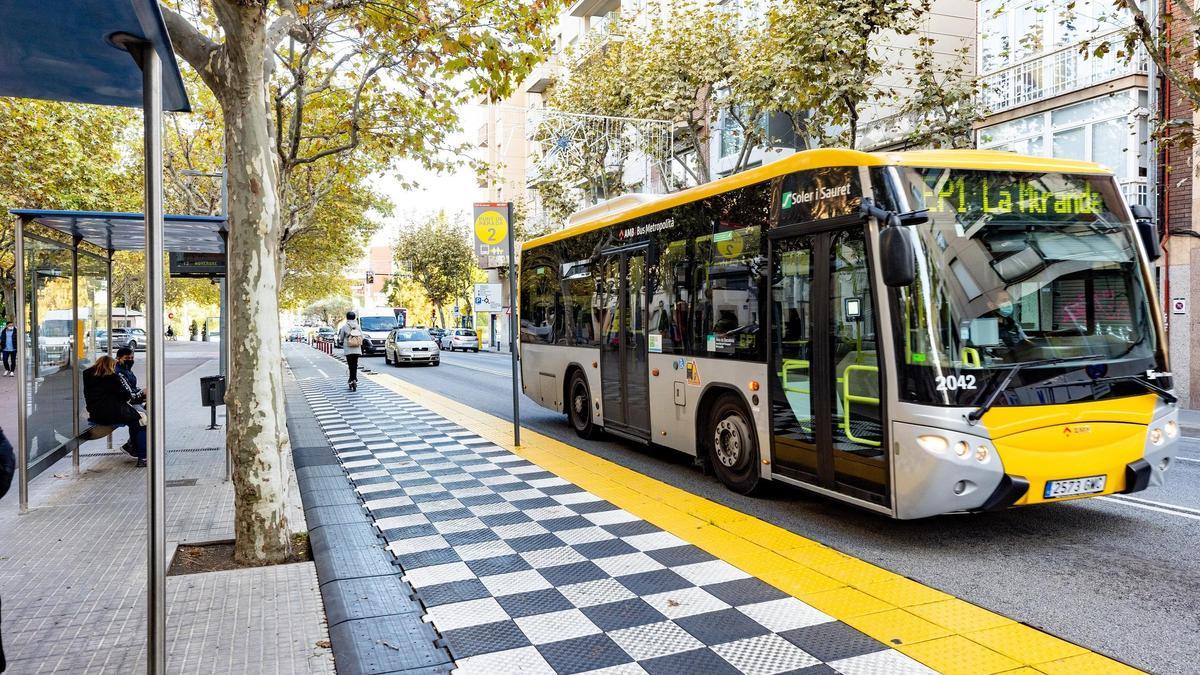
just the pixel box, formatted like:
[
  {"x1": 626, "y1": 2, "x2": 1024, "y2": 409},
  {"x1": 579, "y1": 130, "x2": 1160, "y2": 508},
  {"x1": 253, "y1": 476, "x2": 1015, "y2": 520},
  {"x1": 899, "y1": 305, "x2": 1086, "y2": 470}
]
[{"x1": 366, "y1": 373, "x2": 1141, "y2": 675}]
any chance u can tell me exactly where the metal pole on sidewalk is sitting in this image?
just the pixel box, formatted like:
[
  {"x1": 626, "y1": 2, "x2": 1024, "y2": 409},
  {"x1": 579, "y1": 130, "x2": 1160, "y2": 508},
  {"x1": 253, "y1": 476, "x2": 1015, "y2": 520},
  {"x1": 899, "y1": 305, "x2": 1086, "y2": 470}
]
[
  {"x1": 140, "y1": 42, "x2": 168, "y2": 675},
  {"x1": 218, "y1": 167, "x2": 228, "y2": 380},
  {"x1": 14, "y1": 215, "x2": 27, "y2": 514},
  {"x1": 71, "y1": 237, "x2": 80, "y2": 476},
  {"x1": 507, "y1": 201, "x2": 520, "y2": 447},
  {"x1": 106, "y1": 251, "x2": 114, "y2": 449},
  {"x1": 219, "y1": 230, "x2": 230, "y2": 482}
]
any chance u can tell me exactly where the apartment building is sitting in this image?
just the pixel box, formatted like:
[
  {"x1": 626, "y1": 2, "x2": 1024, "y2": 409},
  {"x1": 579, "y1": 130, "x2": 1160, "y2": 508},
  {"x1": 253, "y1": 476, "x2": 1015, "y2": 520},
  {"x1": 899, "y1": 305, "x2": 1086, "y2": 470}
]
[
  {"x1": 1161, "y1": 1, "x2": 1198, "y2": 407},
  {"x1": 974, "y1": 0, "x2": 1151, "y2": 206},
  {"x1": 480, "y1": 0, "x2": 977, "y2": 202},
  {"x1": 973, "y1": 0, "x2": 1200, "y2": 407}
]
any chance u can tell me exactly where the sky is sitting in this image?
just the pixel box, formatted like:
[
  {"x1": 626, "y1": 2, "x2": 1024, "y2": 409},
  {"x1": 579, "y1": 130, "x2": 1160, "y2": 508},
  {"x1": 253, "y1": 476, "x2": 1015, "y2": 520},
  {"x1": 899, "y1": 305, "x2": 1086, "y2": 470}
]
[{"x1": 368, "y1": 104, "x2": 487, "y2": 248}]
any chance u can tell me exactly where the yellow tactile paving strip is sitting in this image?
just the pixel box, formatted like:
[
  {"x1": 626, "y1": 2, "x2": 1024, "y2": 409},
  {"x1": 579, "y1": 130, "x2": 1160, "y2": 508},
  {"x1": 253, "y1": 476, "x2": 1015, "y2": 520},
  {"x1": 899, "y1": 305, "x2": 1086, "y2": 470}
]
[{"x1": 367, "y1": 373, "x2": 1141, "y2": 675}]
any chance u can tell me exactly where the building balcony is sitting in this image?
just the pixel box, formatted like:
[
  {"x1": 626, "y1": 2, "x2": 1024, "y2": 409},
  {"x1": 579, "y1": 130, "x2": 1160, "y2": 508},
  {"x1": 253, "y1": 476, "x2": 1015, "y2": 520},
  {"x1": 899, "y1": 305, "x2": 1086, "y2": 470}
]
[
  {"x1": 523, "y1": 58, "x2": 563, "y2": 94},
  {"x1": 569, "y1": 0, "x2": 619, "y2": 18},
  {"x1": 980, "y1": 31, "x2": 1148, "y2": 115}
]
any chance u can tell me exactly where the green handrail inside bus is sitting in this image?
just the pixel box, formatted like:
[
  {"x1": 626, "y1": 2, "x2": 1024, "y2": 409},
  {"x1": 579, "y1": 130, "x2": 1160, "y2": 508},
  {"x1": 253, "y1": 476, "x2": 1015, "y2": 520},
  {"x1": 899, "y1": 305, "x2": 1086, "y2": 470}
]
[
  {"x1": 962, "y1": 347, "x2": 981, "y2": 368},
  {"x1": 842, "y1": 363, "x2": 881, "y2": 447},
  {"x1": 780, "y1": 358, "x2": 810, "y2": 395}
]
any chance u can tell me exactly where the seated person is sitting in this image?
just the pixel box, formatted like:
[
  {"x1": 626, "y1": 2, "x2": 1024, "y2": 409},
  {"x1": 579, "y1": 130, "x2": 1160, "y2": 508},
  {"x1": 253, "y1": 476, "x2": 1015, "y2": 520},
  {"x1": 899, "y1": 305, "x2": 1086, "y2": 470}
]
[
  {"x1": 83, "y1": 355, "x2": 146, "y2": 467},
  {"x1": 115, "y1": 347, "x2": 146, "y2": 403},
  {"x1": 989, "y1": 289, "x2": 1029, "y2": 351}
]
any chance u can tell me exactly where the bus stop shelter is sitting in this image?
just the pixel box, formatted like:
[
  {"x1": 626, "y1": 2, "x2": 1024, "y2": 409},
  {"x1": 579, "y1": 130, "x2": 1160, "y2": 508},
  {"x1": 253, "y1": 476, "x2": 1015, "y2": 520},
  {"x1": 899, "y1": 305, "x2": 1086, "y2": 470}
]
[
  {"x1": 1, "y1": 1, "x2": 194, "y2": 671},
  {"x1": 9, "y1": 209, "x2": 225, "y2": 494}
]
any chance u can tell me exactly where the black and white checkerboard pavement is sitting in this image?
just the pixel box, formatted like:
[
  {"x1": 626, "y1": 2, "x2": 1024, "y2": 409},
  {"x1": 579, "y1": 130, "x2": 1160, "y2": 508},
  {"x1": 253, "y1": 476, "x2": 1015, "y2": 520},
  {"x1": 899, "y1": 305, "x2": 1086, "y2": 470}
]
[{"x1": 300, "y1": 376, "x2": 936, "y2": 675}]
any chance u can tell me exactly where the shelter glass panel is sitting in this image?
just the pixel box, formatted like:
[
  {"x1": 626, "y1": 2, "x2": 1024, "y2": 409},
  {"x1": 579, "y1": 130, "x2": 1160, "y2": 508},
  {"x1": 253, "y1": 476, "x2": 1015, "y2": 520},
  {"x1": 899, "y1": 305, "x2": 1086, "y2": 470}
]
[
  {"x1": 23, "y1": 236, "x2": 75, "y2": 474},
  {"x1": 77, "y1": 253, "x2": 109, "y2": 429}
]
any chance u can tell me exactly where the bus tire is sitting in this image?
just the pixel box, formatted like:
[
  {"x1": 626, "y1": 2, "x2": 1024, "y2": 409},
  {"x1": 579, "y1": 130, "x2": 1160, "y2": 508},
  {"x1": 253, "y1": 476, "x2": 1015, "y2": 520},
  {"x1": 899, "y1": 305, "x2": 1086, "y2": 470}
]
[
  {"x1": 708, "y1": 395, "x2": 763, "y2": 495},
  {"x1": 567, "y1": 370, "x2": 599, "y2": 439}
]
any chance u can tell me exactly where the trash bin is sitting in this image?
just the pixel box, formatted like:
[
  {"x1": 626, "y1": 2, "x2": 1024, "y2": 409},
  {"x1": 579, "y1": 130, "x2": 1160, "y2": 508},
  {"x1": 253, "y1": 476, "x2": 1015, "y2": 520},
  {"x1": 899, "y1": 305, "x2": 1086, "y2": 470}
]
[{"x1": 200, "y1": 375, "x2": 226, "y2": 407}]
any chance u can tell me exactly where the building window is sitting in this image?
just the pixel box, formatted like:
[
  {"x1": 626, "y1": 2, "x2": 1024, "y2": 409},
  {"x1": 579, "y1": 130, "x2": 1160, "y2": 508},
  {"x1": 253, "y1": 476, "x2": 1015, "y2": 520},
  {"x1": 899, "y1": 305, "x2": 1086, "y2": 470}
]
[
  {"x1": 718, "y1": 107, "x2": 767, "y2": 160},
  {"x1": 979, "y1": 91, "x2": 1140, "y2": 180}
]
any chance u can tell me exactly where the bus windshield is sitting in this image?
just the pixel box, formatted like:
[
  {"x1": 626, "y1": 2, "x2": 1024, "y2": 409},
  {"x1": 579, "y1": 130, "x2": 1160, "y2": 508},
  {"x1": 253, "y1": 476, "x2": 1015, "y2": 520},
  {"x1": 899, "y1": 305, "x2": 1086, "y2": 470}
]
[{"x1": 886, "y1": 167, "x2": 1164, "y2": 407}]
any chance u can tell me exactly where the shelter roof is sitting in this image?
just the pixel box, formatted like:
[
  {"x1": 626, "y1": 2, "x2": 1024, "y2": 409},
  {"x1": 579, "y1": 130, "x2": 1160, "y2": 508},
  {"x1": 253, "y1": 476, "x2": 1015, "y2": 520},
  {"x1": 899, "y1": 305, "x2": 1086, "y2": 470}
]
[
  {"x1": 0, "y1": 0, "x2": 190, "y2": 112},
  {"x1": 11, "y1": 209, "x2": 225, "y2": 253}
]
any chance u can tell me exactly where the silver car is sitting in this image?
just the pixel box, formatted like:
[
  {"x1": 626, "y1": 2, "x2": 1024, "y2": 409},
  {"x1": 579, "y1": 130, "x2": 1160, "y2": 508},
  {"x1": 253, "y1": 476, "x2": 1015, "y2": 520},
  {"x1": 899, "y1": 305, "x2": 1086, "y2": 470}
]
[
  {"x1": 385, "y1": 328, "x2": 440, "y2": 366},
  {"x1": 440, "y1": 328, "x2": 479, "y2": 352}
]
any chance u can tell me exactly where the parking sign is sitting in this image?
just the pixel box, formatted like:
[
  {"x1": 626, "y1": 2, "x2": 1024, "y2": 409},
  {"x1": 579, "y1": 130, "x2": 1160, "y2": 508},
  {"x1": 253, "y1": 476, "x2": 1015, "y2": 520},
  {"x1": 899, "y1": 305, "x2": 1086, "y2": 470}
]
[{"x1": 474, "y1": 283, "x2": 502, "y2": 312}]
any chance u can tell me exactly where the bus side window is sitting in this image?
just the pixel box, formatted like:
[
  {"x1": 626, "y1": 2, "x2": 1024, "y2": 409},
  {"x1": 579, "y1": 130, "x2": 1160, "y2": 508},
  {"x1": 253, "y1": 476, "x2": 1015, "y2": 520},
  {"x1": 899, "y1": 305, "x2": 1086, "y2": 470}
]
[{"x1": 650, "y1": 239, "x2": 689, "y2": 355}]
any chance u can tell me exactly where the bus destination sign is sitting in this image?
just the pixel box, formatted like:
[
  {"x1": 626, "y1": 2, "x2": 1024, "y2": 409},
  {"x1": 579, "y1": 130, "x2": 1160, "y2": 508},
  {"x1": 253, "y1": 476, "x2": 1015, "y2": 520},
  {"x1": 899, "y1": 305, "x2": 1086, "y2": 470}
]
[{"x1": 923, "y1": 175, "x2": 1109, "y2": 217}]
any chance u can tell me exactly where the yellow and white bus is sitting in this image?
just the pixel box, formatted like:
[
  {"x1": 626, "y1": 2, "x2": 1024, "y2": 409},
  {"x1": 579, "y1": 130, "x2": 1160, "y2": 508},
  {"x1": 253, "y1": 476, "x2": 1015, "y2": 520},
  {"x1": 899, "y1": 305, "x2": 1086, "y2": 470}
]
[{"x1": 518, "y1": 149, "x2": 1181, "y2": 518}]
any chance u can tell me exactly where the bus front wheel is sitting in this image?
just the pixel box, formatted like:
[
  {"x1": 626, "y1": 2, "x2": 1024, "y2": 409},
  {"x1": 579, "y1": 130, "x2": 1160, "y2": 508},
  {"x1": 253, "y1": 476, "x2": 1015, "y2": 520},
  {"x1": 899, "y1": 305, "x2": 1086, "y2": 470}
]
[
  {"x1": 568, "y1": 371, "x2": 599, "y2": 439},
  {"x1": 708, "y1": 396, "x2": 763, "y2": 495}
]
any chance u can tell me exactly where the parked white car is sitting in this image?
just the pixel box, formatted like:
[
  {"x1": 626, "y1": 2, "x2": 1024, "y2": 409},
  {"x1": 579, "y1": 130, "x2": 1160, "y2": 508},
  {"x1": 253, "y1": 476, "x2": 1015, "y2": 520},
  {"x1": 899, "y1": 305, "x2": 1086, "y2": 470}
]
[
  {"x1": 440, "y1": 328, "x2": 479, "y2": 352},
  {"x1": 385, "y1": 328, "x2": 440, "y2": 366}
]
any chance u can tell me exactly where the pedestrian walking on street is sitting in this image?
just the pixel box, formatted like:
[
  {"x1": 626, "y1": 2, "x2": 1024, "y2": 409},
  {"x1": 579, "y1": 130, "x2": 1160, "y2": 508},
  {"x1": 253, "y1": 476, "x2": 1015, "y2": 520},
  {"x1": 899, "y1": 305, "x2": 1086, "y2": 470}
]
[
  {"x1": 1, "y1": 426, "x2": 15, "y2": 672},
  {"x1": 0, "y1": 322, "x2": 16, "y2": 377},
  {"x1": 338, "y1": 311, "x2": 363, "y2": 391}
]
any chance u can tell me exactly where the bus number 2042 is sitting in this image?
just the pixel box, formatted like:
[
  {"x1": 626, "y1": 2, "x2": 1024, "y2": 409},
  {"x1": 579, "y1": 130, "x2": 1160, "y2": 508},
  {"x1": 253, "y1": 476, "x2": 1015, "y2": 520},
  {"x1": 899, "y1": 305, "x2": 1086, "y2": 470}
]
[{"x1": 936, "y1": 374, "x2": 977, "y2": 392}]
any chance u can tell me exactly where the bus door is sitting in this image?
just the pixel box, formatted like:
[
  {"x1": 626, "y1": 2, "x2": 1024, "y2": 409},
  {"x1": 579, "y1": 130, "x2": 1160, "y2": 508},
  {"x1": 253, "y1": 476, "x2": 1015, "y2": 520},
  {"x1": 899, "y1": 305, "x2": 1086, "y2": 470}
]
[
  {"x1": 769, "y1": 224, "x2": 888, "y2": 505},
  {"x1": 599, "y1": 247, "x2": 651, "y2": 438}
]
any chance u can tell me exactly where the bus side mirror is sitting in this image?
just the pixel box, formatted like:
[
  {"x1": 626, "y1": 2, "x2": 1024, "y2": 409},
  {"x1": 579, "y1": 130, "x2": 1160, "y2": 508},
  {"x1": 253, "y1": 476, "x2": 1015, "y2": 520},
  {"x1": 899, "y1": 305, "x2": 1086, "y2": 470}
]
[
  {"x1": 1131, "y1": 204, "x2": 1161, "y2": 261},
  {"x1": 880, "y1": 217, "x2": 916, "y2": 287}
]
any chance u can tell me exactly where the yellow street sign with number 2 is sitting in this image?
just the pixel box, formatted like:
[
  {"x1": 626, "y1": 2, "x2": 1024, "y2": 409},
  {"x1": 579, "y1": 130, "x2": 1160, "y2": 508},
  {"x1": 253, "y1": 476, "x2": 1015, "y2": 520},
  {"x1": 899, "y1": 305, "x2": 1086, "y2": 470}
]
[{"x1": 474, "y1": 210, "x2": 508, "y2": 246}]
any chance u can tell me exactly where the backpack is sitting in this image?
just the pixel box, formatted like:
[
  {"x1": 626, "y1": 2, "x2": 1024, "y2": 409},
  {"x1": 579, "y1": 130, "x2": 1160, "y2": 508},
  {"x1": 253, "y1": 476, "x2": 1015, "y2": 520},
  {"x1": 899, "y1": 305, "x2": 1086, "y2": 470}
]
[{"x1": 346, "y1": 324, "x2": 363, "y2": 348}]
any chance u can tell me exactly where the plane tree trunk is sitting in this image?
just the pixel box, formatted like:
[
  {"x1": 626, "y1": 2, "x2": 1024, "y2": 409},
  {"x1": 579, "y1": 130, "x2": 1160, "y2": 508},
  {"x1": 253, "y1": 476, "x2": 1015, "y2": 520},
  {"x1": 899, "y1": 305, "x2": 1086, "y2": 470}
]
[{"x1": 164, "y1": 1, "x2": 292, "y2": 564}]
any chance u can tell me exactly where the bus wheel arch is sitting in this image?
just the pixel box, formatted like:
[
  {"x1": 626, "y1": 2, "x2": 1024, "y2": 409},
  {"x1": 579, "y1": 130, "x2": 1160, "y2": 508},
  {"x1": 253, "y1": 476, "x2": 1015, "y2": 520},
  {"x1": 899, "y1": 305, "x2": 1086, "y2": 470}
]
[
  {"x1": 697, "y1": 387, "x2": 764, "y2": 495},
  {"x1": 564, "y1": 364, "x2": 600, "y2": 439}
]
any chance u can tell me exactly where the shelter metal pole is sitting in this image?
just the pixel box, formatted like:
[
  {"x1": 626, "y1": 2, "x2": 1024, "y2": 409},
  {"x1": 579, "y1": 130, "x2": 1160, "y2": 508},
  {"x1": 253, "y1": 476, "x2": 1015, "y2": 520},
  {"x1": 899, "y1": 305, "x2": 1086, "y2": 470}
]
[
  {"x1": 71, "y1": 237, "x2": 80, "y2": 476},
  {"x1": 142, "y1": 43, "x2": 167, "y2": 675},
  {"x1": 14, "y1": 216, "x2": 28, "y2": 513},
  {"x1": 106, "y1": 251, "x2": 114, "y2": 449}
]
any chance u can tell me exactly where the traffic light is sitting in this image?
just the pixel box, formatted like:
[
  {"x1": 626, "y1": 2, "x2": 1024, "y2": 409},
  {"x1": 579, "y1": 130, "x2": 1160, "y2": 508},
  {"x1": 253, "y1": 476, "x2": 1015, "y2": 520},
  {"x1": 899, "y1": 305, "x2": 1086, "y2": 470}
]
[{"x1": 365, "y1": 271, "x2": 375, "y2": 284}]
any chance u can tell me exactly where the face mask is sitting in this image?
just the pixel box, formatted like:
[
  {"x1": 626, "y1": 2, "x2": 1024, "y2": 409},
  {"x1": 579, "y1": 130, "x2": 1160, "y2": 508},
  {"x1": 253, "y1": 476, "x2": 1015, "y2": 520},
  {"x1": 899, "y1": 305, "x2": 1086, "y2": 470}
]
[
  {"x1": 119, "y1": 360, "x2": 133, "y2": 370},
  {"x1": 997, "y1": 302, "x2": 1014, "y2": 317}
]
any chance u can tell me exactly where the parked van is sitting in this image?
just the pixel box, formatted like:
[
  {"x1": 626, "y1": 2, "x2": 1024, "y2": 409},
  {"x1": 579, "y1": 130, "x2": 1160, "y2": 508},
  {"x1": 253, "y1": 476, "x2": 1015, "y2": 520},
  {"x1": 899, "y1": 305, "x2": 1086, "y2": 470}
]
[{"x1": 338, "y1": 307, "x2": 401, "y2": 356}]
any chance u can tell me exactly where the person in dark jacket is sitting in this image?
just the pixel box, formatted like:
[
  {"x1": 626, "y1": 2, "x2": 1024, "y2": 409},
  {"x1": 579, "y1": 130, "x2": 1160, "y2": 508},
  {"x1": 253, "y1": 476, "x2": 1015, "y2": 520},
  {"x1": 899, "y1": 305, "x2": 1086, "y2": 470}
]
[
  {"x1": 83, "y1": 355, "x2": 146, "y2": 466},
  {"x1": 0, "y1": 322, "x2": 16, "y2": 377},
  {"x1": 1, "y1": 426, "x2": 14, "y2": 671},
  {"x1": 115, "y1": 347, "x2": 145, "y2": 402}
]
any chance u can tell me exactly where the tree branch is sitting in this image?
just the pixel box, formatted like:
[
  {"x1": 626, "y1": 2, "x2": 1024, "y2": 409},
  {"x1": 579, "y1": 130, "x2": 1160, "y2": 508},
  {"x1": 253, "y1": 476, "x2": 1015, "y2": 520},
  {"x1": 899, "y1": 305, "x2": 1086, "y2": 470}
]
[{"x1": 160, "y1": 4, "x2": 225, "y2": 91}]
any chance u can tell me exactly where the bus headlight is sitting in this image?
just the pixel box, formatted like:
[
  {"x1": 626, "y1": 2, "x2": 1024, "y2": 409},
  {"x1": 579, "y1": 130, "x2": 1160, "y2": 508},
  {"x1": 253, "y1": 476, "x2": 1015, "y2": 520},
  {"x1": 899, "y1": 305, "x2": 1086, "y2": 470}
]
[
  {"x1": 1165, "y1": 421, "x2": 1178, "y2": 439},
  {"x1": 1149, "y1": 428, "x2": 1163, "y2": 445},
  {"x1": 917, "y1": 435, "x2": 948, "y2": 453},
  {"x1": 954, "y1": 441, "x2": 970, "y2": 457},
  {"x1": 975, "y1": 446, "x2": 989, "y2": 462}
]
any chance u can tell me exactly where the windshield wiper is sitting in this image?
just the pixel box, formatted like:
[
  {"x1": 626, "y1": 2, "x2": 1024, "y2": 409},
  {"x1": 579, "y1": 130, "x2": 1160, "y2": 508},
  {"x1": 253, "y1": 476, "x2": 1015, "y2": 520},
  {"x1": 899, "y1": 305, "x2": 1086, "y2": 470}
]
[
  {"x1": 1087, "y1": 374, "x2": 1177, "y2": 405},
  {"x1": 966, "y1": 354, "x2": 1102, "y2": 425}
]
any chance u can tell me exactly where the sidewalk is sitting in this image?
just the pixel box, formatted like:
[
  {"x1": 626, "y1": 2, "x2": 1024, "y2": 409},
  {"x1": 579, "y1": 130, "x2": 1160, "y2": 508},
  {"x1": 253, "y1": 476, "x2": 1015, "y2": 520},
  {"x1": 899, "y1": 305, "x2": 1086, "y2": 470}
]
[
  {"x1": 1179, "y1": 408, "x2": 1200, "y2": 438},
  {"x1": 0, "y1": 355, "x2": 333, "y2": 674}
]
